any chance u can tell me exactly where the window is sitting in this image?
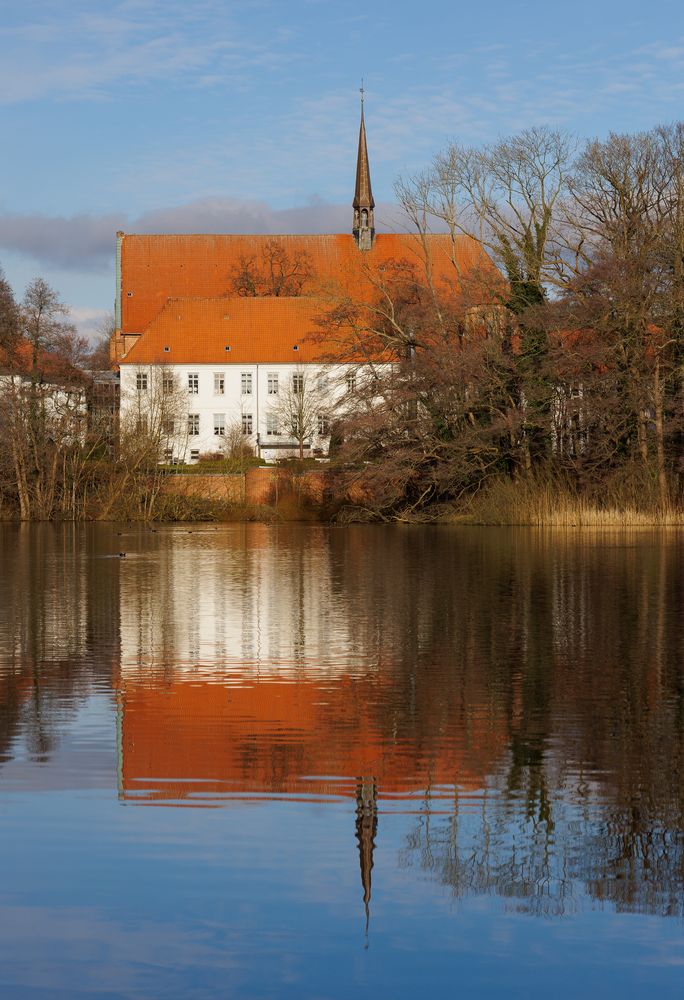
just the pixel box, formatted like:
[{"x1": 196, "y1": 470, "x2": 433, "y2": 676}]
[
  {"x1": 162, "y1": 373, "x2": 174, "y2": 394},
  {"x1": 267, "y1": 373, "x2": 279, "y2": 395},
  {"x1": 164, "y1": 448, "x2": 173, "y2": 461},
  {"x1": 190, "y1": 449, "x2": 200, "y2": 461},
  {"x1": 317, "y1": 413, "x2": 330, "y2": 436},
  {"x1": 136, "y1": 415, "x2": 148, "y2": 435},
  {"x1": 188, "y1": 372, "x2": 199, "y2": 394},
  {"x1": 242, "y1": 413, "x2": 253, "y2": 435},
  {"x1": 188, "y1": 413, "x2": 200, "y2": 436},
  {"x1": 136, "y1": 372, "x2": 148, "y2": 391},
  {"x1": 214, "y1": 373, "x2": 225, "y2": 395},
  {"x1": 346, "y1": 371, "x2": 356, "y2": 393},
  {"x1": 162, "y1": 418, "x2": 175, "y2": 435},
  {"x1": 241, "y1": 372, "x2": 253, "y2": 395},
  {"x1": 266, "y1": 412, "x2": 279, "y2": 436},
  {"x1": 292, "y1": 373, "x2": 304, "y2": 394},
  {"x1": 317, "y1": 372, "x2": 329, "y2": 392},
  {"x1": 214, "y1": 413, "x2": 226, "y2": 436}
]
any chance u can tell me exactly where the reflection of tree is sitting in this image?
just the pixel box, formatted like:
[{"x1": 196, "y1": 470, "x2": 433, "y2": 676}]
[
  {"x1": 361, "y1": 529, "x2": 684, "y2": 918},
  {"x1": 0, "y1": 524, "x2": 120, "y2": 766},
  {"x1": 9, "y1": 521, "x2": 683, "y2": 919}
]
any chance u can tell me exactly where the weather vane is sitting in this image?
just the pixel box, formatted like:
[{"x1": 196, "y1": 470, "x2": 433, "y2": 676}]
[{"x1": 360, "y1": 78, "x2": 364, "y2": 108}]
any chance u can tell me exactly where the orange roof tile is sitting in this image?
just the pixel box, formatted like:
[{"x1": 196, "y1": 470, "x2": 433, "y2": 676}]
[
  {"x1": 120, "y1": 232, "x2": 495, "y2": 336},
  {"x1": 121, "y1": 295, "x2": 366, "y2": 365}
]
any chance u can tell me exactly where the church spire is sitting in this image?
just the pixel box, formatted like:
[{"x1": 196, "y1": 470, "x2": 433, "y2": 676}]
[{"x1": 353, "y1": 83, "x2": 375, "y2": 250}]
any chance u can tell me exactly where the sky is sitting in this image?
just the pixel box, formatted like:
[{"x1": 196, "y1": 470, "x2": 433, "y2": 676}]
[{"x1": 1, "y1": 0, "x2": 684, "y2": 338}]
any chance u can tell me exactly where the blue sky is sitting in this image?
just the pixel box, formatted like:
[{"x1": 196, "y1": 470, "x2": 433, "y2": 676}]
[{"x1": 1, "y1": 0, "x2": 684, "y2": 336}]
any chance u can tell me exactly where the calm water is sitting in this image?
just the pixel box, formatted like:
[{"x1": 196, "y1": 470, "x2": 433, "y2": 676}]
[{"x1": 1, "y1": 523, "x2": 683, "y2": 999}]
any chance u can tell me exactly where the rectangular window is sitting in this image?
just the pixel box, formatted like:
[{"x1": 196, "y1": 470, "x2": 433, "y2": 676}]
[
  {"x1": 241, "y1": 372, "x2": 253, "y2": 395},
  {"x1": 190, "y1": 449, "x2": 200, "y2": 461},
  {"x1": 266, "y1": 412, "x2": 279, "y2": 436},
  {"x1": 163, "y1": 448, "x2": 173, "y2": 462},
  {"x1": 136, "y1": 415, "x2": 148, "y2": 435},
  {"x1": 188, "y1": 372, "x2": 199, "y2": 394},
  {"x1": 346, "y1": 371, "x2": 356, "y2": 393},
  {"x1": 317, "y1": 372, "x2": 329, "y2": 392},
  {"x1": 188, "y1": 413, "x2": 200, "y2": 436},
  {"x1": 267, "y1": 373, "x2": 279, "y2": 395},
  {"x1": 242, "y1": 413, "x2": 253, "y2": 435},
  {"x1": 317, "y1": 413, "x2": 330, "y2": 436},
  {"x1": 136, "y1": 372, "x2": 148, "y2": 391},
  {"x1": 214, "y1": 373, "x2": 225, "y2": 395},
  {"x1": 292, "y1": 373, "x2": 304, "y2": 394},
  {"x1": 162, "y1": 373, "x2": 174, "y2": 394},
  {"x1": 214, "y1": 413, "x2": 226, "y2": 436},
  {"x1": 162, "y1": 418, "x2": 175, "y2": 435}
]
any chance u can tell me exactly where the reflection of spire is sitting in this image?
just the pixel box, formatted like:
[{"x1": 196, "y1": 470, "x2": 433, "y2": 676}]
[{"x1": 355, "y1": 776, "x2": 378, "y2": 943}]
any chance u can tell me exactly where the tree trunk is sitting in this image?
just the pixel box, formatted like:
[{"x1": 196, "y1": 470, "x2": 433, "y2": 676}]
[{"x1": 653, "y1": 357, "x2": 669, "y2": 508}]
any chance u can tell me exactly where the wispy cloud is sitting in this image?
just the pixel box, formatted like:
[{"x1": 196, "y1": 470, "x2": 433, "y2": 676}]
[{"x1": 0, "y1": 0, "x2": 294, "y2": 104}]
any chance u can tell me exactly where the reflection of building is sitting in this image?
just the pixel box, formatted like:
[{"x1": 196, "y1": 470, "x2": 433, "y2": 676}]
[
  {"x1": 116, "y1": 669, "x2": 507, "y2": 927},
  {"x1": 118, "y1": 525, "x2": 350, "y2": 669}
]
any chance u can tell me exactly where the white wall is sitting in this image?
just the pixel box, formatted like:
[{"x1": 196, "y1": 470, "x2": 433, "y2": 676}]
[{"x1": 119, "y1": 361, "x2": 365, "y2": 462}]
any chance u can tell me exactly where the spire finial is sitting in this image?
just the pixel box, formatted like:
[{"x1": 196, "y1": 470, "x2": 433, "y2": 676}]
[{"x1": 360, "y1": 78, "x2": 364, "y2": 110}]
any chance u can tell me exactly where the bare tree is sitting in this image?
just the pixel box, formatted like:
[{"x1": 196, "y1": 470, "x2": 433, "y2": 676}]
[
  {"x1": 273, "y1": 367, "x2": 330, "y2": 459},
  {"x1": 397, "y1": 126, "x2": 576, "y2": 309},
  {"x1": 560, "y1": 129, "x2": 678, "y2": 504},
  {"x1": 230, "y1": 239, "x2": 316, "y2": 297},
  {"x1": 99, "y1": 365, "x2": 187, "y2": 520},
  {"x1": 0, "y1": 267, "x2": 20, "y2": 359}
]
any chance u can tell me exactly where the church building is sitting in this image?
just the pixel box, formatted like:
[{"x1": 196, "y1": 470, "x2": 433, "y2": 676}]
[{"x1": 113, "y1": 100, "x2": 492, "y2": 463}]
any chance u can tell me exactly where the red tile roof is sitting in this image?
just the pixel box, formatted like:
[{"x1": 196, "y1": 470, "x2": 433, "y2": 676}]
[
  {"x1": 120, "y1": 232, "x2": 495, "y2": 336},
  {"x1": 122, "y1": 295, "x2": 382, "y2": 365}
]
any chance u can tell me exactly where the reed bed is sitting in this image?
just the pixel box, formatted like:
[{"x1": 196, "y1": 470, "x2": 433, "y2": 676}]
[{"x1": 465, "y1": 477, "x2": 684, "y2": 526}]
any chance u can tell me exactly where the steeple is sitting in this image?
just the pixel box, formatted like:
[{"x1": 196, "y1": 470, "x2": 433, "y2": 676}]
[{"x1": 353, "y1": 84, "x2": 375, "y2": 251}]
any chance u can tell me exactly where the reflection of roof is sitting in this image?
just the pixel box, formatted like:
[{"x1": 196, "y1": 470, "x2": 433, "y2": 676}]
[
  {"x1": 121, "y1": 296, "x2": 359, "y2": 365},
  {"x1": 118, "y1": 675, "x2": 509, "y2": 804},
  {"x1": 120, "y1": 232, "x2": 494, "y2": 335}
]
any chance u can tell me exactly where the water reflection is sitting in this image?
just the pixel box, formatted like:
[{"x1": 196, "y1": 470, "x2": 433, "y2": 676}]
[{"x1": 1, "y1": 523, "x2": 683, "y2": 924}]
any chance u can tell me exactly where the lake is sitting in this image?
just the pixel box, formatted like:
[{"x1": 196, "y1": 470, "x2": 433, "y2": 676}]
[{"x1": 1, "y1": 523, "x2": 683, "y2": 998}]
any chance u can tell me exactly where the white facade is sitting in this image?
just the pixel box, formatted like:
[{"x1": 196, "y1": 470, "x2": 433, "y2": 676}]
[{"x1": 119, "y1": 360, "x2": 365, "y2": 463}]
